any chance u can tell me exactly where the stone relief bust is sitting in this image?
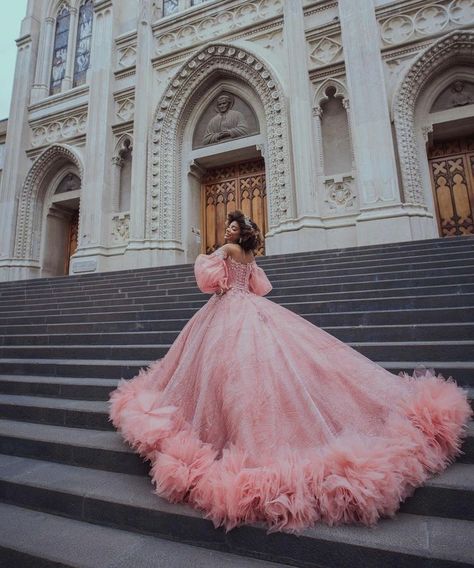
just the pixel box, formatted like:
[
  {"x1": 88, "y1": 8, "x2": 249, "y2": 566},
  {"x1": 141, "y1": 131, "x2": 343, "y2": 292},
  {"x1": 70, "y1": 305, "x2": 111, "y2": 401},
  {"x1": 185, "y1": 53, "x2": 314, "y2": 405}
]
[
  {"x1": 193, "y1": 91, "x2": 259, "y2": 149},
  {"x1": 203, "y1": 94, "x2": 249, "y2": 145},
  {"x1": 450, "y1": 81, "x2": 474, "y2": 107}
]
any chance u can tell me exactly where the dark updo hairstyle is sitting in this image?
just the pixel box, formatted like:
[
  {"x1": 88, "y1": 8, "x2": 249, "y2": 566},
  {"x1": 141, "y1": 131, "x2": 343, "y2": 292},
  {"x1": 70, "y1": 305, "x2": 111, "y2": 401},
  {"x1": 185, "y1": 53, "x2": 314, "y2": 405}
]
[{"x1": 227, "y1": 210, "x2": 263, "y2": 252}]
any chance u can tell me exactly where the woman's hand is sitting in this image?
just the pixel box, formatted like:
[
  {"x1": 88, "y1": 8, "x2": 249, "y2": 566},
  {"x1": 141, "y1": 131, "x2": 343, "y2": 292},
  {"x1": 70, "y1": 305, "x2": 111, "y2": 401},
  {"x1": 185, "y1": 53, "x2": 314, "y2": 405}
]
[{"x1": 216, "y1": 283, "x2": 231, "y2": 296}]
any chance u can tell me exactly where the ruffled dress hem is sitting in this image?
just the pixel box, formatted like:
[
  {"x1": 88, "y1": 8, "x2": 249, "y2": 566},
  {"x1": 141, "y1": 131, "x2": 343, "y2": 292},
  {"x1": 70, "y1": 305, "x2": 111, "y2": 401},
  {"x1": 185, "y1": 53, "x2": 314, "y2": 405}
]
[{"x1": 108, "y1": 366, "x2": 471, "y2": 534}]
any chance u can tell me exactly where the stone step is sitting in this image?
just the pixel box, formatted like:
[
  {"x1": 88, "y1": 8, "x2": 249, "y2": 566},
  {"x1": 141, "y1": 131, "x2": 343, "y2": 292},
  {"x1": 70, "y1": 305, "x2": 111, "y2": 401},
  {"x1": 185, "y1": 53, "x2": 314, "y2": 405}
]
[
  {"x1": 1, "y1": 245, "x2": 473, "y2": 299},
  {"x1": 0, "y1": 374, "x2": 472, "y2": 415},
  {"x1": 3, "y1": 264, "x2": 474, "y2": 306},
  {"x1": 1, "y1": 358, "x2": 473, "y2": 386},
  {"x1": 0, "y1": 340, "x2": 472, "y2": 362},
  {"x1": 0, "y1": 307, "x2": 472, "y2": 336},
  {"x1": 0, "y1": 394, "x2": 112, "y2": 430},
  {"x1": 0, "y1": 292, "x2": 472, "y2": 327},
  {"x1": 0, "y1": 400, "x2": 472, "y2": 470},
  {"x1": 0, "y1": 457, "x2": 473, "y2": 567},
  {"x1": 1, "y1": 235, "x2": 472, "y2": 291},
  {"x1": 2, "y1": 281, "x2": 474, "y2": 316},
  {"x1": 0, "y1": 503, "x2": 290, "y2": 568},
  {"x1": 0, "y1": 419, "x2": 147, "y2": 476},
  {"x1": 0, "y1": 375, "x2": 118, "y2": 400},
  {"x1": 2, "y1": 322, "x2": 473, "y2": 347}
]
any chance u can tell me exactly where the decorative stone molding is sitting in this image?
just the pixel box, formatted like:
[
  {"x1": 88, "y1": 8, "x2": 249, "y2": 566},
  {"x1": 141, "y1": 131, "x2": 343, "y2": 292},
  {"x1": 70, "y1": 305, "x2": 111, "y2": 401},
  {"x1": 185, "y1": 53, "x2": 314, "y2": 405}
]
[
  {"x1": 380, "y1": 1, "x2": 474, "y2": 47},
  {"x1": 393, "y1": 30, "x2": 474, "y2": 204},
  {"x1": 154, "y1": 0, "x2": 283, "y2": 56},
  {"x1": 30, "y1": 110, "x2": 87, "y2": 148},
  {"x1": 14, "y1": 144, "x2": 84, "y2": 260},
  {"x1": 308, "y1": 35, "x2": 343, "y2": 66},
  {"x1": 250, "y1": 30, "x2": 283, "y2": 51},
  {"x1": 117, "y1": 45, "x2": 137, "y2": 68},
  {"x1": 149, "y1": 42, "x2": 292, "y2": 241},
  {"x1": 324, "y1": 176, "x2": 357, "y2": 213},
  {"x1": 111, "y1": 213, "x2": 130, "y2": 242},
  {"x1": 115, "y1": 96, "x2": 135, "y2": 122}
]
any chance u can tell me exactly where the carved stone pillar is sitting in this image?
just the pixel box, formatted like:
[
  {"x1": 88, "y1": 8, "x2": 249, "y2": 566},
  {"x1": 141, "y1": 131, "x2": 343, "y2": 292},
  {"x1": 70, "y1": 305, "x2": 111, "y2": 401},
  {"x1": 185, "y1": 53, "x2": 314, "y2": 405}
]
[
  {"x1": 63, "y1": 7, "x2": 79, "y2": 90},
  {"x1": 111, "y1": 156, "x2": 124, "y2": 212},
  {"x1": 128, "y1": 0, "x2": 154, "y2": 246},
  {"x1": 0, "y1": 14, "x2": 40, "y2": 281},
  {"x1": 338, "y1": 0, "x2": 432, "y2": 244},
  {"x1": 72, "y1": 0, "x2": 115, "y2": 273},
  {"x1": 31, "y1": 17, "x2": 55, "y2": 103},
  {"x1": 282, "y1": 0, "x2": 320, "y2": 217}
]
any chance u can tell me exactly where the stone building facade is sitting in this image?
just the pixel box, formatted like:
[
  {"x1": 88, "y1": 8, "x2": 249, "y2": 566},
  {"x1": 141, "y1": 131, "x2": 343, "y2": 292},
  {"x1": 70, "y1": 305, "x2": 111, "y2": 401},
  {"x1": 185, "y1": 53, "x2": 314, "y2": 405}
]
[{"x1": 0, "y1": 0, "x2": 473, "y2": 281}]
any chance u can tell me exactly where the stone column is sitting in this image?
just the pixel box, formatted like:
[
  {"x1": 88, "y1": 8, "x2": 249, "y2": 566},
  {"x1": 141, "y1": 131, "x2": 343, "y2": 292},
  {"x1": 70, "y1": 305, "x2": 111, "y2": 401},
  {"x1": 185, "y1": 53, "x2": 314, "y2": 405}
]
[
  {"x1": 0, "y1": 7, "x2": 41, "y2": 281},
  {"x1": 127, "y1": 0, "x2": 153, "y2": 247},
  {"x1": 31, "y1": 16, "x2": 55, "y2": 103},
  {"x1": 269, "y1": 0, "x2": 325, "y2": 254},
  {"x1": 63, "y1": 7, "x2": 79, "y2": 90},
  {"x1": 338, "y1": 0, "x2": 431, "y2": 244},
  {"x1": 282, "y1": 0, "x2": 320, "y2": 217},
  {"x1": 72, "y1": 0, "x2": 115, "y2": 273}
]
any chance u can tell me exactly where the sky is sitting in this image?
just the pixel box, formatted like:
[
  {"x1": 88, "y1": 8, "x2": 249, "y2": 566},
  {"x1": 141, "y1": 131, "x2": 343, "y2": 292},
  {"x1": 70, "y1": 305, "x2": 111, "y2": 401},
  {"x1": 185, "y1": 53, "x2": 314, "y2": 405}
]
[{"x1": 0, "y1": 1, "x2": 28, "y2": 120}]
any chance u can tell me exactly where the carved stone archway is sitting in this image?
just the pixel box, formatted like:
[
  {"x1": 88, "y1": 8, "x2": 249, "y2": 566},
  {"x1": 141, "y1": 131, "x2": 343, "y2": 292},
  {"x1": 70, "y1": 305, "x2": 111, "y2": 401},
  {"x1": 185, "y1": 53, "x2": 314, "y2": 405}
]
[
  {"x1": 148, "y1": 43, "x2": 292, "y2": 243},
  {"x1": 14, "y1": 144, "x2": 84, "y2": 260},
  {"x1": 393, "y1": 31, "x2": 474, "y2": 205}
]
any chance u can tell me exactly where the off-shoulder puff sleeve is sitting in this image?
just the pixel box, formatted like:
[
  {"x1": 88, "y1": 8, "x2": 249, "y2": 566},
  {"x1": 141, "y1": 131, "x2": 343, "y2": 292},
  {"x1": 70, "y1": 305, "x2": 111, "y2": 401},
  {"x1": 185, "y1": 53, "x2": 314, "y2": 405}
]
[
  {"x1": 194, "y1": 248, "x2": 229, "y2": 294},
  {"x1": 249, "y1": 263, "x2": 272, "y2": 296}
]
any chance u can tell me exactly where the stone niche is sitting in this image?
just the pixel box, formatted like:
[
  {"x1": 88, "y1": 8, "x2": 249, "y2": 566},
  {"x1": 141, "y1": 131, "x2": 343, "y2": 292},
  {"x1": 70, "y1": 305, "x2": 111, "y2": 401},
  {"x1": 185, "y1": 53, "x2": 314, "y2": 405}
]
[{"x1": 192, "y1": 91, "x2": 259, "y2": 149}]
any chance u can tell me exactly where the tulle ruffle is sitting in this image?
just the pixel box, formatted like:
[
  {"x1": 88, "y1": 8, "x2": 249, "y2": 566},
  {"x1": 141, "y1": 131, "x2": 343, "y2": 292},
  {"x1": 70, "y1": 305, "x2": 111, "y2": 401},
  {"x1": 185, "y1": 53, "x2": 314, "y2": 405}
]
[{"x1": 108, "y1": 369, "x2": 471, "y2": 534}]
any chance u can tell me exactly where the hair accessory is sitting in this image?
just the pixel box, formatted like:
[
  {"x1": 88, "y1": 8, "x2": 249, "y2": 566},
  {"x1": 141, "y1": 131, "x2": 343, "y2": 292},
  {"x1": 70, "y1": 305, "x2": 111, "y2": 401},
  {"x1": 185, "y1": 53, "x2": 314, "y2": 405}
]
[{"x1": 243, "y1": 216, "x2": 253, "y2": 228}]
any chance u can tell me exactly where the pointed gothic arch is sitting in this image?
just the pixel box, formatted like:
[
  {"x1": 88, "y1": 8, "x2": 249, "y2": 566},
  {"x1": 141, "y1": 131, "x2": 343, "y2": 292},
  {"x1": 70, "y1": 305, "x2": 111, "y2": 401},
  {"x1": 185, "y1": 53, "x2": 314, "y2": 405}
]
[
  {"x1": 393, "y1": 30, "x2": 474, "y2": 205},
  {"x1": 148, "y1": 42, "x2": 292, "y2": 243},
  {"x1": 14, "y1": 144, "x2": 84, "y2": 260}
]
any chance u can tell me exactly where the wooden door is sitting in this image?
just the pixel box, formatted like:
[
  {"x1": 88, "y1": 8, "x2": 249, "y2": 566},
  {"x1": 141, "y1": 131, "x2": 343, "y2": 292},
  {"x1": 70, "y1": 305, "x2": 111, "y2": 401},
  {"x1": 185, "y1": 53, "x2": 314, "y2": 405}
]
[
  {"x1": 201, "y1": 158, "x2": 267, "y2": 255},
  {"x1": 64, "y1": 211, "x2": 79, "y2": 275},
  {"x1": 428, "y1": 138, "x2": 474, "y2": 236}
]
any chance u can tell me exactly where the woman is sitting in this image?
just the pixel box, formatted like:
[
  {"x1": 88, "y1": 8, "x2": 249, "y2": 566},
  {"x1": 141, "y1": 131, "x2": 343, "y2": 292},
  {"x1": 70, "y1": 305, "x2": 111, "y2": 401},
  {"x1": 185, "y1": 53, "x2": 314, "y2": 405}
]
[{"x1": 108, "y1": 210, "x2": 471, "y2": 533}]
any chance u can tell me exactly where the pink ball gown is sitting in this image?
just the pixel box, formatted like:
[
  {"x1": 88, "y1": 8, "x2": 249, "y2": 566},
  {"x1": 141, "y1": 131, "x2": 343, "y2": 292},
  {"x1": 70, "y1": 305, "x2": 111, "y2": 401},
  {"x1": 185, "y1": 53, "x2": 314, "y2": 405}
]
[{"x1": 108, "y1": 247, "x2": 472, "y2": 533}]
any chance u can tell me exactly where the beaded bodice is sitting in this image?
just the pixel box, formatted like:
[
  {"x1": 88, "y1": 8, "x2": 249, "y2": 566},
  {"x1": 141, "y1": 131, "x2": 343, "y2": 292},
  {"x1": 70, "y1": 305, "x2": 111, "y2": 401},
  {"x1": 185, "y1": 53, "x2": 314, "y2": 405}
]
[
  {"x1": 213, "y1": 248, "x2": 255, "y2": 293},
  {"x1": 226, "y1": 255, "x2": 254, "y2": 292}
]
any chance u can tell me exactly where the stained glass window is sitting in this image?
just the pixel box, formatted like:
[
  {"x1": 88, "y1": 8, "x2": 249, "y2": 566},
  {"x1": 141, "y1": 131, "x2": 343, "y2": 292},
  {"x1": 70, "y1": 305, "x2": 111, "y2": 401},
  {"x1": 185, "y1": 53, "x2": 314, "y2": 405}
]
[
  {"x1": 50, "y1": 6, "x2": 70, "y2": 95},
  {"x1": 73, "y1": 0, "x2": 93, "y2": 87},
  {"x1": 163, "y1": 0, "x2": 179, "y2": 17}
]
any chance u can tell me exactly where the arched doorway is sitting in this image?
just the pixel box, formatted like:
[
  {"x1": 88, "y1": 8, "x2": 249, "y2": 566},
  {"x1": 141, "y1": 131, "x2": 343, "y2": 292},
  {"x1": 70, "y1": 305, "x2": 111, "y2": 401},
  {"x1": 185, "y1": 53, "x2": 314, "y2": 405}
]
[
  {"x1": 393, "y1": 31, "x2": 474, "y2": 238},
  {"x1": 14, "y1": 144, "x2": 84, "y2": 279},
  {"x1": 148, "y1": 43, "x2": 293, "y2": 264},
  {"x1": 41, "y1": 172, "x2": 81, "y2": 277}
]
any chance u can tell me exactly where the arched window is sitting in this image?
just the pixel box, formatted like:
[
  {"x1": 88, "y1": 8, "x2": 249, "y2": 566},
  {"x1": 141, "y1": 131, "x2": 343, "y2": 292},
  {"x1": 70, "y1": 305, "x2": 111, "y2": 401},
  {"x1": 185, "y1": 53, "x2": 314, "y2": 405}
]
[
  {"x1": 73, "y1": 0, "x2": 94, "y2": 87},
  {"x1": 50, "y1": 5, "x2": 70, "y2": 95}
]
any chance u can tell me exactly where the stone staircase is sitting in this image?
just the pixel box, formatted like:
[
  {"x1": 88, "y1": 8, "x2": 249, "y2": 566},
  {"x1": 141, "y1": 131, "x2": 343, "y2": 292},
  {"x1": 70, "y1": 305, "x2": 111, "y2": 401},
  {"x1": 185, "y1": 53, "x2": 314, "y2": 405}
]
[{"x1": 0, "y1": 235, "x2": 473, "y2": 568}]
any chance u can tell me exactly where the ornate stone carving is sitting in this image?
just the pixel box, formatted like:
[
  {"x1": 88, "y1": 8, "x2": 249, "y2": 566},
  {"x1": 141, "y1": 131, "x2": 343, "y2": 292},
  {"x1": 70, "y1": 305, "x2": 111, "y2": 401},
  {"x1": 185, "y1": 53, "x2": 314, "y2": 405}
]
[
  {"x1": 31, "y1": 112, "x2": 87, "y2": 147},
  {"x1": 154, "y1": 0, "x2": 283, "y2": 56},
  {"x1": 15, "y1": 144, "x2": 84, "y2": 260},
  {"x1": 117, "y1": 45, "x2": 137, "y2": 68},
  {"x1": 309, "y1": 36, "x2": 343, "y2": 66},
  {"x1": 116, "y1": 97, "x2": 135, "y2": 121},
  {"x1": 202, "y1": 93, "x2": 249, "y2": 145},
  {"x1": 393, "y1": 31, "x2": 474, "y2": 204},
  {"x1": 111, "y1": 213, "x2": 130, "y2": 242},
  {"x1": 380, "y1": 1, "x2": 474, "y2": 46},
  {"x1": 149, "y1": 43, "x2": 292, "y2": 241},
  {"x1": 324, "y1": 177, "x2": 356, "y2": 212}
]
